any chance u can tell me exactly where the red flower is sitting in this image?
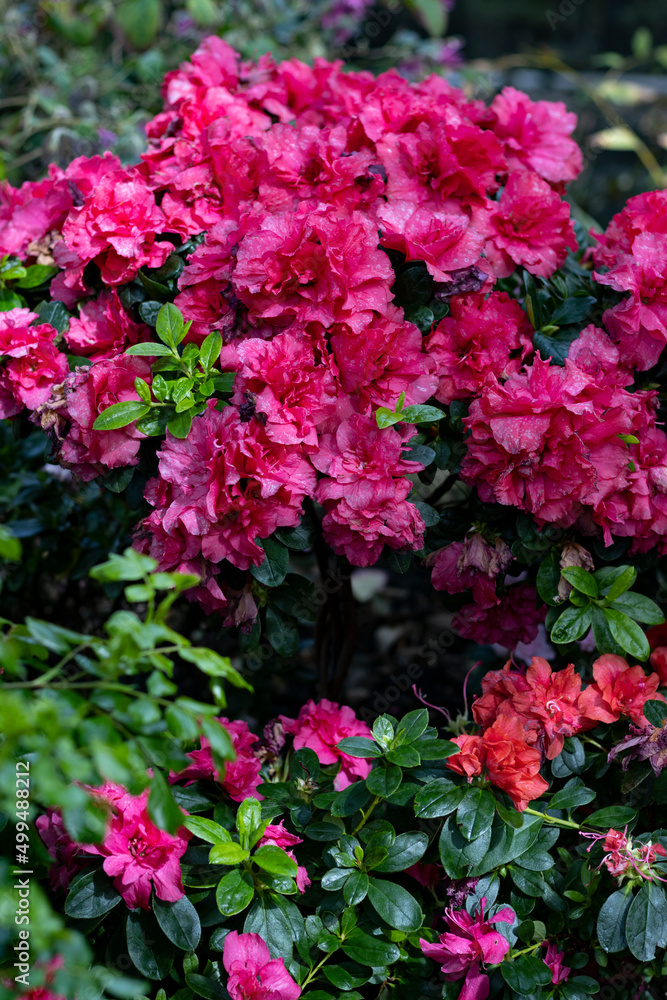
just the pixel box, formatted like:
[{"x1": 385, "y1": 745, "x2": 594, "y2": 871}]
[
  {"x1": 482, "y1": 713, "x2": 549, "y2": 810},
  {"x1": 428, "y1": 533, "x2": 513, "y2": 609},
  {"x1": 489, "y1": 87, "x2": 582, "y2": 185},
  {"x1": 578, "y1": 654, "x2": 665, "y2": 727},
  {"x1": 444, "y1": 733, "x2": 485, "y2": 780},
  {"x1": 279, "y1": 698, "x2": 374, "y2": 790},
  {"x1": 452, "y1": 585, "x2": 546, "y2": 648},
  {"x1": 376, "y1": 200, "x2": 484, "y2": 282},
  {"x1": 0, "y1": 308, "x2": 68, "y2": 417},
  {"x1": 510, "y1": 657, "x2": 597, "y2": 759},
  {"x1": 65, "y1": 289, "x2": 151, "y2": 361}
]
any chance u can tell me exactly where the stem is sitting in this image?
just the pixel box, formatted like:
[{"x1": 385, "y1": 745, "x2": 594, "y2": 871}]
[
  {"x1": 352, "y1": 796, "x2": 381, "y2": 835},
  {"x1": 523, "y1": 807, "x2": 581, "y2": 831},
  {"x1": 301, "y1": 949, "x2": 337, "y2": 988},
  {"x1": 510, "y1": 942, "x2": 543, "y2": 959}
]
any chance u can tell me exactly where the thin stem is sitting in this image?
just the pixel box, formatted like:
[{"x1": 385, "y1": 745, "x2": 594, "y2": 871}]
[
  {"x1": 510, "y1": 942, "x2": 543, "y2": 959},
  {"x1": 352, "y1": 796, "x2": 381, "y2": 835},
  {"x1": 301, "y1": 949, "x2": 336, "y2": 988},
  {"x1": 523, "y1": 807, "x2": 581, "y2": 831}
]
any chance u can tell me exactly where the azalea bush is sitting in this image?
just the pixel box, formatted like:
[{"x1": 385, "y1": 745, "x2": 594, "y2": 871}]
[{"x1": 3, "y1": 29, "x2": 667, "y2": 1000}]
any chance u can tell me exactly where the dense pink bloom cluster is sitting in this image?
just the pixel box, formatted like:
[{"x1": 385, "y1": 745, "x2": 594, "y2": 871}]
[
  {"x1": 3, "y1": 36, "x2": 667, "y2": 628},
  {"x1": 0, "y1": 39, "x2": 589, "y2": 599}
]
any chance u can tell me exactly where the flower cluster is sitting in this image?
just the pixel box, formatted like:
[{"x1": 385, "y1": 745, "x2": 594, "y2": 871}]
[
  {"x1": 581, "y1": 827, "x2": 667, "y2": 885},
  {"x1": 0, "y1": 37, "x2": 602, "y2": 620},
  {"x1": 445, "y1": 654, "x2": 665, "y2": 807}
]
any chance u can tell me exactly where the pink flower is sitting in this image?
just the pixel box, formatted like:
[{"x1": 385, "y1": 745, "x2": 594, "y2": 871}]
[
  {"x1": 489, "y1": 87, "x2": 582, "y2": 185},
  {"x1": 142, "y1": 403, "x2": 316, "y2": 571},
  {"x1": 61, "y1": 167, "x2": 173, "y2": 285},
  {"x1": 595, "y1": 233, "x2": 667, "y2": 371},
  {"x1": 228, "y1": 332, "x2": 339, "y2": 448},
  {"x1": 543, "y1": 942, "x2": 570, "y2": 984},
  {"x1": 35, "y1": 808, "x2": 89, "y2": 891},
  {"x1": 591, "y1": 189, "x2": 667, "y2": 270},
  {"x1": 578, "y1": 654, "x2": 665, "y2": 727},
  {"x1": 280, "y1": 698, "x2": 374, "y2": 790},
  {"x1": 58, "y1": 356, "x2": 152, "y2": 480},
  {"x1": 376, "y1": 201, "x2": 484, "y2": 282},
  {"x1": 508, "y1": 657, "x2": 598, "y2": 759},
  {"x1": 420, "y1": 897, "x2": 515, "y2": 1000},
  {"x1": 233, "y1": 206, "x2": 394, "y2": 334},
  {"x1": 475, "y1": 171, "x2": 577, "y2": 278},
  {"x1": 222, "y1": 931, "x2": 301, "y2": 1000},
  {"x1": 424, "y1": 291, "x2": 533, "y2": 404},
  {"x1": 65, "y1": 289, "x2": 151, "y2": 361},
  {"x1": 82, "y1": 785, "x2": 191, "y2": 911},
  {"x1": 581, "y1": 827, "x2": 667, "y2": 884},
  {"x1": 313, "y1": 413, "x2": 426, "y2": 567},
  {"x1": 0, "y1": 309, "x2": 68, "y2": 417},
  {"x1": 330, "y1": 305, "x2": 437, "y2": 411},
  {"x1": 258, "y1": 821, "x2": 311, "y2": 893},
  {"x1": 171, "y1": 717, "x2": 263, "y2": 802}
]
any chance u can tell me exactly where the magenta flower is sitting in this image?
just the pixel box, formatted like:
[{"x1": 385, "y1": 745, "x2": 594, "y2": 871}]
[
  {"x1": 420, "y1": 897, "x2": 515, "y2": 1000},
  {"x1": 280, "y1": 698, "x2": 374, "y2": 790},
  {"x1": 170, "y1": 717, "x2": 264, "y2": 802},
  {"x1": 82, "y1": 785, "x2": 191, "y2": 911},
  {"x1": 222, "y1": 930, "x2": 301, "y2": 1000},
  {"x1": 543, "y1": 942, "x2": 570, "y2": 984},
  {"x1": 258, "y1": 821, "x2": 311, "y2": 894}
]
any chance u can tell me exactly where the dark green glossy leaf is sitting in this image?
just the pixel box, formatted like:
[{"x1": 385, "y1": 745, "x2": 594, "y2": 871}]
[
  {"x1": 604, "y1": 608, "x2": 650, "y2": 660},
  {"x1": 126, "y1": 910, "x2": 173, "y2": 981},
  {"x1": 64, "y1": 869, "x2": 122, "y2": 919},
  {"x1": 625, "y1": 882, "x2": 667, "y2": 961},
  {"x1": 153, "y1": 894, "x2": 201, "y2": 951},
  {"x1": 216, "y1": 869, "x2": 254, "y2": 917},
  {"x1": 342, "y1": 928, "x2": 400, "y2": 967},
  {"x1": 367, "y1": 879, "x2": 423, "y2": 931}
]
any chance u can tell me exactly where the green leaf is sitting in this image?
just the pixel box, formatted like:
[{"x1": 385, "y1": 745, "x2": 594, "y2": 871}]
[
  {"x1": 253, "y1": 845, "x2": 298, "y2": 877},
  {"x1": 185, "y1": 974, "x2": 229, "y2": 1000},
  {"x1": 501, "y1": 955, "x2": 553, "y2": 993},
  {"x1": 167, "y1": 409, "x2": 194, "y2": 439},
  {"x1": 604, "y1": 608, "x2": 650, "y2": 660},
  {"x1": 395, "y1": 708, "x2": 429, "y2": 745},
  {"x1": 200, "y1": 716, "x2": 235, "y2": 774},
  {"x1": 155, "y1": 303, "x2": 184, "y2": 346},
  {"x1": 265, "y1": 605, "x2": 299, "y2": 657},
  {"x1": 536, "y1": 551, "x2": 562, "y2": 606},
  {"x1": 415, "y1": 739, "x2": 461, "y2": 760},
  {"x1": 342, "y1": 928, "x2": 400, "y2": 967},
  {"x1": 64, "y1": 869, "x2": 122, "y2": 919},
  {"x1": 35, "y1": 300, "x2": 70, "y2": 332},
  {"x1": 403, "y1": 0, "x2": 447, "y2": 36},
  {"x1": 92, "y1": 400, "x2": 151, "y2": 431},
  {"x1": 561, "y1": 566, "x2": 598, "y2": 598},
  {"x1": 439, "y1": 815, "x2": 491, "y2": 878},
  {"x1": 344, "y1": 871, "x2": 369, "y2": 906},
  {"x1": 609, "y1": 592, "x2": 665, "y2": 626},
  {"x1": 244, "y1": 895, "x2": 294, "y2": 960},
  {"x1": 400, "y1": 404, "x2": 445, "y2": 424},
  {"x1": 148, "y1": 769, "x2": 187, "y2": 835},
  {"x1": 414, "y1": 779, "x2": 464, "y2": 818},
  {"x1": 456, "y1": 787, "x2": 496, "y2": 840},
  {"x1": 216, "y1": 869, "x2": 254, "y2": 916},
  {"x1": 200, "y1": 331, "x2": 222, "y2": 370},
  {"x1": 153, "y1": 894, "x2": 201, "y2": 951},
  {"x1": 366, "y1": 764, "x2": 402, "y2": 798},
  {"x1": 585, "y1": 806, "x2": 636, "y2": 828},
  {"x1": 549, "y1": 781, "x2": 596, "y2": 811},
  {"x1": 367, "y1": 879, "x2": 423, "y2": 931},
  {"x1": 126, "y1": 910, "x2": 173, "y2": 980},
  {"x1": 116, "y1": 0, "x2": 161, "y2": 47},
  {"x1": 625, "y1": 882, "x2": 667, "y2": 961},
  {"x1": 184, "y1": 816, "x2": 231, "y2": 845},
  {"x1": 250, "y1": 536, "x2": 289, "y2": 587},
  {"x1": 0, "y1": 526, "x2": 21, "y2": 562},
  {"x1": 337, "y1": 737, "x2": 382, "y2": 758},
  {"x1": 126, "y1": 342, "x2": 173, "y2": 356},
  {"x1": 597, "y1": 564, "x2": 636, "y2": 601},
  {"x1": 372, "y1": 832, "x2": 428, "y2": 873},
  {"x1": 15, "y1": 264, "x2": 57, "y2": 288},
  {"x1": 322, "y1": 964, "x2": 368, "y2": 990},
  {"x1": 375, "y1": 408, "x2": 401, "y2": 429},
  {"x1": 209, "y1": 842, "x2": 250, "y2": 865},
  {"x1": 373, "y1": 715, "x2": 395, "y2": 748},
  {"x1": 597, "y1": 888, "x2": 632, "y2": 953},
  {"x1": 237, "y1": 797, "x2": 262, "y2": 847},
  {"x1": 386, "y1": 745, "x2": 420, "y2": 767},
  {"x1": 643, "y1": 700, "x2": 667, "y2": 727},
  {"x1": 550, "y1": 606, "x2": 593, "y2": 644}
]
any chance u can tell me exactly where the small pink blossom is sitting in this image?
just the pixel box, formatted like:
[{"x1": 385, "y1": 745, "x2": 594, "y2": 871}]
[
  {"x1": 280, "y1": 698, "x2": 374, "y2": 790},
  {"x1": 543, "y1": 942, "x2": 570, "y2": 985},
  {"x1": 222, "y1": 930, "x2": 301, "y2": 1000},
  {"x1": 258, "y1": 821, "x2": 311, "y2": 893},
  {"x1": 170, "y1": 717, "x2": 264, "y2": 802},
  {"x1": 420, "y1": 897, "x2": 515, "y2": 1000}
]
